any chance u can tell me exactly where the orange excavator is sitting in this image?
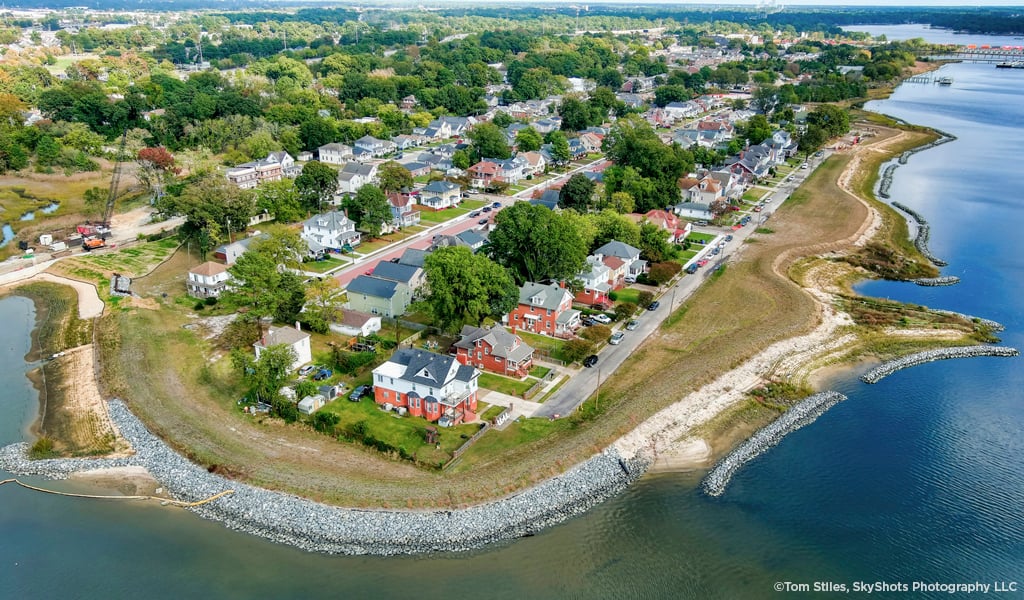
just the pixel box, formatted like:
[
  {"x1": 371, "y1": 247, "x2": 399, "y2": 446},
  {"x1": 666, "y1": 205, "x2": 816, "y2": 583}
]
[{"x1": 80, "y1": 128, "x2": 128, "y2": 251}]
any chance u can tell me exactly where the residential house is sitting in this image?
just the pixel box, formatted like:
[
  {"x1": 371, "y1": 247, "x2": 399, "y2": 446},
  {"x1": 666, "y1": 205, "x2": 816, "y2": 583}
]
[
  {"x1": 225, "y1": 152, "x2": 297, "y2": 188},
  {"x1": 493, "y1": 156, "x2": 527, "y2": 185},
  {"x1": 346, "y1": 275, "x2": 412, "y2": 317},
  {"x1": 521, "y1": 151, "x2": 547, "y2": 176},
  {"x1": 673, "y1": 201, "x2": 715, "y2": 221},
  {"x1": 317, "y1": 143, "x2": 352, "y2": 165},
  {"x1": 454, "y1": 325, "x2": 535, "y2": 377},
  {"x1": 664, "y1": 101, "x2": 701, "y2": 120},
  {"x1": 296, "y1": 151, "x2": 314, "y2": 162},
  {"x1": 566, "y1": 138, "x2": 587, "y2": 160},
  {"x1": 593, "y1": 240, "x2": 646, "y2": 280},
  {"x1": 530, "y1": 188, "x2": 561, "y2": 211},
  {"x1": 329, "y1": 310, "x2": 382, "y2": 338},
  {"x1": 508, "y1": 281, "x2": 580, "y2": 339},
  {"x1": 680, "y1": 176, "x2": 724, "y2": 205},
  {"x1": 337, "y1": 162, "x2": 379, "y2": 196},
  {"x1": 186, "y1": 261, "x2": 231, "y2": 299},
  {"x1": 301, "y1": 211, "x2": 361, "y2": 255},
  {"x1": 371, "y1": 261, "x2": 426, "y2": 296},
  {"x1": 468, "y1": 161, "x2": 499, "y2": 189},
  {"x1": 578, "y1": 132, "x2": 604, "y2": 153},
  {"x1": 400, "y1": 95, "x2": 418, "y2": 110},
  {"x1": 371, "y1": 348, "x2": 480, "y2": 426},
  {"x1": 532, "y1": 117, "x2": 562, "y2": 135},
  {"x1": 397, "y1": 248, "x2": 429, "y2": 268},
  {"x1": 403, "y1": 161, "x2": 431, "y2": 178},
  {"x1": 354, "y1": 135, "x2": 396, "y2": 157},
  {"x1": 765, "y1": 129, "x2": 799, "y2": 158},
  {"x1": 387, "y1": 192, "x2": 421, "y2": 228},
  {"x1": 268, "y1": 151, "x2": 300, "y2": 177},
  {"x1": 254, "y1": 325, "x2": 312, "y2": 372},
  {"x1": 213, "y1": 234, "x2": 267, "y2": 265},
  {"x1": 574, "y1": 256, "x2": 612, "y2": 307},
  {"x1": 430, "y1": 229, "x2": 488, "y2": 253},
  {"x1": 420, "y1": 180, "x2": 462, "y2": 209},
  {"x1": 392, "y1": 134, "x2": 419, "y2": 151},
  {"x1": 224, "y1": 165, "x2": 258, "y2": 189}
]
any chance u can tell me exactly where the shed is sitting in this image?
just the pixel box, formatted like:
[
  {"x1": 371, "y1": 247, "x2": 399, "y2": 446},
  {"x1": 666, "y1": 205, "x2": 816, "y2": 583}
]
[{"x1": 297, "y1": 394, "x2": 326, "y2": 415}]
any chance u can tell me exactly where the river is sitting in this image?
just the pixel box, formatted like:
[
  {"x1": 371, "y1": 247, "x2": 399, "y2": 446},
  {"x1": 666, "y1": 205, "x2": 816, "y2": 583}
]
[
  {"x1": 843, "y1": 23, "x2": 1024, "y2": 47},
  {"x1": 3, "y1": 67, "x2": 1024, "y2": 600}
]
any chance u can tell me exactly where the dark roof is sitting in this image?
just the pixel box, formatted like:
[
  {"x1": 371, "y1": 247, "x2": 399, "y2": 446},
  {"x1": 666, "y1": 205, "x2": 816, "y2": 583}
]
[
  {"x1": 388, "y1": 348, "x2": 464, "y2": 387},
  {"x1": 370, "y1": 261, "x2": 420, "y2": 285},
  {"x1": 398, "y1": 248, "x2": 429, "y2": 268},
  {"x1": 347, "y1": 275, "x2": 399, "y2": 299}
]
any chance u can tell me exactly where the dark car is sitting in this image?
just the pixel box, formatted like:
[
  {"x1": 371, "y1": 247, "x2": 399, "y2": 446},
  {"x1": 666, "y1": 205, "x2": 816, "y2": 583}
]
[
  {"x1": 469, "y1": 211, "x2": 481, "y2": 217},
  {"x1": 478, "y1": 218, "x2": 490, "y2": 225},
  {"x1": 583, "y1": 354, "x2": 599, "y2": 368},
  {"x1": 492, "y1": 202, "x2": 502, "y2": 208},
  {"x1": 647, "y1": 301, "x2": 660, "y2": 311},
  {"x1": 349, "y1": 385, "x2": 371, "y2": 402},
  {"x1": 581, "y1": 316, "x2": 597, "y2": 326},
  {"x1": 313, "y1": 367, "x2": 333, "y2": 381},
  {"x1": 725, "y1": 234, "x2": 734, "y2": 242},
  {"x1": 685, "y1": 263, "x2": 699, "y2": 274},
  {"x1": 482, "y1": 206, "x2": 492, "y2": 212}
]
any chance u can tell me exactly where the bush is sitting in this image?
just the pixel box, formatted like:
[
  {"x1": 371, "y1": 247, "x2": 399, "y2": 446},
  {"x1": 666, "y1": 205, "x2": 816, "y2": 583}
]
[
  {"x1": 614, "y1": 302, "x2": 637, "y2": 321},
  {"x1": 313, "y1": 411, "x2": 340, "y2": 433},
  {"x1": 193, "y1": 301, "x2": 205, "y2": 311},
  {"x1": 648, "y1": 261, "x2": 682, "y2": 285},
  {"x1": 579, "y1": 324, "x2": 611, "y2": 341},
  {"x1": 204, "y1": 297, "x2": 218, "y2": 306},
  {"x1": 637, "y1": 291, "x2": 655, "y2": 309},
  {"x1": 608, "y1": 290, "x2": 619, "y2": 302},
  {"x1": 29, "y1": 436, "x2": 57, "y2": 459},
  {"x1": 563, "y1": 338, "x2": 596, "y2": 364},
  {"x1": 272, "y1": 398, "x2": 298, "y2": 423},
  {"x1": 332, "y1": 350, "x2": 377, "y2": 375}
]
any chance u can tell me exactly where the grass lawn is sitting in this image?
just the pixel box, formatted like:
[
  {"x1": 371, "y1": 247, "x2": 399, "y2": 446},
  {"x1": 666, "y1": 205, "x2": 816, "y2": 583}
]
[
  {"x1": 478, "y1": 372, "x2": 533, "y2": 397},
  {"x1": 528, "y1": 365, "x2": 551, "y2": 379},
  {"x1": 612, "y1": 288, "x2": 641, "y2": 305},
  {"x1": 686, "y1": 232, "x2": 716, "y2": 244},
  {"x1": 302, "y1": 256, "x2": 349, "y2": 273},
  {"x1": 676, "y1": 249, "x2": 699, "y2": 263},
  {"x1": 322, "y1": 398, "x2": 482, "y2": 465},
  {"x1": 417, "y1": 200, "x2": 484, "y2": 224},
  {"x1": 357, "y1": 229, "x2": 421, "y2": 254},
  {"x1": 513, "y1": 330, "x2": 569, "y2": 363},
  {"x1": 480, "y1": 404, "x2": 507, "y2": 422}
]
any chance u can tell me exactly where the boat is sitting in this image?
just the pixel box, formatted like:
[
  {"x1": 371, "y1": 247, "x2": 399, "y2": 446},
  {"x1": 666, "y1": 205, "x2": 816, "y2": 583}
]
[
  {"x1": 996, "y1": 61, "x2": 1024, "y2": 69},
  {"x1": 937, "y1": 76, "x2": 953, "y2": 86}
]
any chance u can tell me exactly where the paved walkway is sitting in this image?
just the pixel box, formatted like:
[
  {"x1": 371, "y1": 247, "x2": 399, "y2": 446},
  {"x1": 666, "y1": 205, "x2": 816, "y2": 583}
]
[{"x1": 477, "y1": 390, "x2": 543, "y2": 424}]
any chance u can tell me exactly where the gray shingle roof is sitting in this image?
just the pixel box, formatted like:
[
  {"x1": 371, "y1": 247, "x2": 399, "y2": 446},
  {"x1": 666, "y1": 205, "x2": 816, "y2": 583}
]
[
  {"x1": 370, "y1": 261, "x2": 420, "y2": 286},
  {"x1": 347, "y1": 275, "x2": 399, "y2": 299},
  {"x1": 518, "y1": 281, "x2": 569, "y2": 311},
  {"x1": 398, "y1": 248, "x2": 429, "y2": 268},
  {"x1": 594, "y1": 240, "x2": 641, "y2": 260}
]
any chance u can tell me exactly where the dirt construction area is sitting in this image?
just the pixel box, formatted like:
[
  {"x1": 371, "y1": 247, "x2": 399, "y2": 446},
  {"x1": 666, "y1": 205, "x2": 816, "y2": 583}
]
[{"x1": 93, "y1": 123, "x2": 939, "y2": 508}]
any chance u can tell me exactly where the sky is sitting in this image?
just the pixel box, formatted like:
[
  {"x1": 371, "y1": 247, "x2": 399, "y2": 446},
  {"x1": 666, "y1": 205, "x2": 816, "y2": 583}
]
[{"x1": 515, "y1": 1, "x2": 1024, "y2": 6}]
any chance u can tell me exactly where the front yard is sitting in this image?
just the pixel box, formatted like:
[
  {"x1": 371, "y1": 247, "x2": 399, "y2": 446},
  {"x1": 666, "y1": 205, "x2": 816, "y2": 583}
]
[
  {"x1": 417, "y1": 200, "x2": 486, "y2": 224},
  {"x1": 478, "y1": 372, "x2": 534, "y2": 397},
  {"x1": 512, "y1": 329, "x2": 570, "y2": 363}
]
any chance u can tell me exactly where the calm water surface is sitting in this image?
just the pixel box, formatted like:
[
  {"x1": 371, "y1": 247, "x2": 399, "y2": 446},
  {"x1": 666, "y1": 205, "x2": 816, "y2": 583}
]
[{"x1": 3, "y1": 65, "x2": 1023, "y2": 600}]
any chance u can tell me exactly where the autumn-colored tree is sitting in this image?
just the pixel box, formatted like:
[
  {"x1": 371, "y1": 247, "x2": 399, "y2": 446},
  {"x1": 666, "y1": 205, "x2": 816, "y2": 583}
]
[{"x1": 136, "y1": 146, "x2": 180, "y2": 197}]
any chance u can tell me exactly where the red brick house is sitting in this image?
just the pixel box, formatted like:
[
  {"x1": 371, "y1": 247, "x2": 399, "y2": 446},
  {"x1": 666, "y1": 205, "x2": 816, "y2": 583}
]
[
  {"x1": 454, "y1": 325, "x2": 535, "y2": 377},
  {"x1": 508, "y1": 281, "x2": 581, "y2": 338},
  {"x1": 371, "y1": 348, "x2": 479, "y2": 426}
]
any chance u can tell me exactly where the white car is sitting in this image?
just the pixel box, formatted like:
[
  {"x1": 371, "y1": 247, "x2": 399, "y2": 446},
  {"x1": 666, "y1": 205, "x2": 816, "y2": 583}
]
[
  {"x1": 609, "y1": 332, "x2": 625, "y2": 345},
  {"x1": 592, "y1": 314, "x2": 612, "y2": 324}
]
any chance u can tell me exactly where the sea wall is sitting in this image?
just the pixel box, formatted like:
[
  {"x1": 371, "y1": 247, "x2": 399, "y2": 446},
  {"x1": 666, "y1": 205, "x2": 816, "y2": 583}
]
[
  {"x1": 0, "y1": 400, "x2": 650, "y2": 556},
  {"x1": 702, "y1": 391, "x2": 847, "y2": 497},
  {"x1": 878, "y1": 164, "x2": 898, "y2": 199},
  {"x1": 898, "y1": 129, "x2": 956, "y2": 164},
  {"x1": 860, "y1": 346, "x2": 1019, "y2": 384},
  {"x1": 914, "y1": 276, "x2": 960, "y2": 287}
]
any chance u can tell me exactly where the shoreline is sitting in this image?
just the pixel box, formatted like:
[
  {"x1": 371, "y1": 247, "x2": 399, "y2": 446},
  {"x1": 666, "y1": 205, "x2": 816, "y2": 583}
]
[{"x1": 0, "y1": 103, "x2": 1004, "y2": 554}]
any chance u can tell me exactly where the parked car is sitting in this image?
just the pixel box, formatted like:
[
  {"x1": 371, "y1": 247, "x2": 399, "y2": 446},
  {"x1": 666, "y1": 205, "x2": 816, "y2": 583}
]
[
  {"x1": 697, "y1": 259, "x2": 709, "y2": 267},
  {"x1": 298, "y1": 365, "x2": 315, "y2": 377},
  {"x1": 583, "y1": 354, "x2": 599, "y2": 368},
  {"x1": 609, "y1": 332, "x2": 625, "y2": 345},
  {"x1": 469, "y1": 211, "x2": 481, "y2": 217},
  {"x1": 647, "y1": 300, "x2": 660, "y2": 311},
  {"x1": 801, "y1": 163, "x2": 809, "y2": 169},
  {"x1": 592, "y1": 313, "x2": 612, "y2": 324},
  {"x1": 725, "y1": 234, "x2": 734, "y2": 242},
  {"x1": 685, "y1": 263, "x2": 699, "y2": 274},
  {"x1": 478, "y1": 218, "x2": 490, "y2": 225},
  {"x1": 482, "y1": 206, "x2": 491, "y2": 212},
  {"x1": 624, "y1": 275, "x2": 637, "y2": 284},
  {"x1": 492, "y1": 202, "x2": 502, "y2": 208},
  {"x1": 711, "y1": 247, "x2": 720, "y2": 255},
  {"x1": 313, "y1": 367, "x2": 333, "y2": 381},
  {"x1": 696, "y1": 220, "x2": 709, "y2": 226},
  {"x1": 581, "y1": 316, "x2": 597, "y2": 326},
  {"x1": 626, "y1": 319, "x2": 639, "y2": 331},
  {"x1": 364, "y1": 268, "x2": 374, "y2": 275},
  {"x1": 349, "y1": 385, "x2": 371, "y2": 402}
]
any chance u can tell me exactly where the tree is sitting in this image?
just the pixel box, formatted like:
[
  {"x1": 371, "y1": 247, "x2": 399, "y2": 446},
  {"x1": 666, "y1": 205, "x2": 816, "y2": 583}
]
[
  {"x1": 35, "y1": 135, "x2": 60, "y2": 166},
  {"x1": 515, "y1": 126, "x2": 542, "y2": 152},
  {"x1": 222, "y1": 231, "x2": 305, "y2": 319},
  {"x1": 299, "y1": 117, "x2": 337, "y2": 152},
  {"x1": 558, "y1": 173, "x2": 595, "y2": 211},
  {"x1": 559, "y1": 96, "x2": 591, "y2": 132},
  {"x1": 752, "y1": 83, "x2": 781, "y2": 116},
  {"x1": 638, "y1": 223, "x2": 673, "y2": 263},
  {"x1": 647, "y1": 261, "x2": 682, "y2": 286},
  {"x1": 156, "y1": 174, "x2": 255, "y2": 259},
  {"x1": 591, "y1": 209, "x2": 641, "y2": 250},
  {"x1": 255, "y1": 179, "x2": 303, "y2": 224},
  {"x1": 378, "y1": 161, "x2": 413, "y2": 193},
  {"x1": 302, "y1": 277, "x2": 342, "y2": 334},
  {"x1": 486, "y1": 202, "x2": 587, "y2": 284},
  {"x1": 82, "y1": 186, "x2": 106, "y2": 219},
  {"x1": 799, "y1": 125, "x2": 828, "y2": 155},
  {"x1": 601, "y1": 116, "x2": 693, "y2": 211},
  {"x1": 563, "y1": 338, "x2": 596, "y2": 364},
  {"x1": 346, "y1": 184, "x2": 392, "y2": 238},
  {"x1": 423, "y1": 246, "x2": 518, "y2": 333},
  {"x1": 230, "y1": 342, "x2": 295, "y2": 405},
  {"x1": 492, "y1": 111, "x2": 515, "y2": 128},
  {"x1": 637, "y1": 291, "x2": 655, "y2": 309},
  {"x1": 548, "y1": 130, "x2": 571, "y2": 166},
  {"x1": 294, "y1": 160, "x2": 338, "y2": 213},
  {"x1": 807, "y1": 104, "x2": 850, "y2": 138},
  {"x1": 452, "y1": 148, "x2": 472, "y2": 170},
  {"x1": 742, "y1": 114, "x2": 773, "y2": 145},
  {"x1": 609, "y1": 191, "x2": 635, "y2": 214},
  {"x1": 614, "y1": 302, "x2": 637, "y2": 322},
  {"x1": 136, "y1": 146, "x2": 180, "y2": 198},
  {"x1": 468, "y1": 122, "x2": 510, "y2": 160}
]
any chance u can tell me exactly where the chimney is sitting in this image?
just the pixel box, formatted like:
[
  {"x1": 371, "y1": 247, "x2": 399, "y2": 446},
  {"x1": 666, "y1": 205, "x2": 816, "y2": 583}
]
[{"x1": 295, "y1": 321, "x2": 301, "y2": 332}]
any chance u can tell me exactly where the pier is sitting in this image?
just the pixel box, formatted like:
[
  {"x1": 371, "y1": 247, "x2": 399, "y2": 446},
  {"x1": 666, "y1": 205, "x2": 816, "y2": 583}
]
[{"x1": 928, "y1": 48, "x2": 1024, "y2": 63}]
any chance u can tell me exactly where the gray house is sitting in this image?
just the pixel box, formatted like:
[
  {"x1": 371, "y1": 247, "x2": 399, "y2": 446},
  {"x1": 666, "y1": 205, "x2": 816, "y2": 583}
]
[{"x1": 371, "y1": 261, "x2": 426, "y2": 294}]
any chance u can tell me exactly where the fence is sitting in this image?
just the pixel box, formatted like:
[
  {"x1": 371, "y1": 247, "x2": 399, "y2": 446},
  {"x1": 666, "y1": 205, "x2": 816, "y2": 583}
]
[{"x1": 442, "y1": 422, "x2": 490, "y2": 471}]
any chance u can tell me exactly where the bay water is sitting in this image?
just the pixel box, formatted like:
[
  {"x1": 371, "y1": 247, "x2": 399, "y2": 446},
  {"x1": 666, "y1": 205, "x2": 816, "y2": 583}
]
[{"x1": 3, "y1": 63, "x2": 1023, "y2": 599}]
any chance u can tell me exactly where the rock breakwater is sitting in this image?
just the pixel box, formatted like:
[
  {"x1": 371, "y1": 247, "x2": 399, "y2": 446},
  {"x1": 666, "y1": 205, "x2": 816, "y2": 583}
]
[
  {"x1": 913, "y1": 276, "x2": 960, "y2": 287},
  {"x1": 702, "y1": 391, "x2": 847, "y2": 497},
  {"x1": 860, "y1": 346, "x2": 1019, "y2": 384},
  {"x1": 891, "y1": 201, "x2": 948, "y2": 267},
  {"x1": 878, "y1": 164, "x2": 898, "y2": 199},
  {"x1": 0, "y1": 400, "x2": 650, "y2": 555}
]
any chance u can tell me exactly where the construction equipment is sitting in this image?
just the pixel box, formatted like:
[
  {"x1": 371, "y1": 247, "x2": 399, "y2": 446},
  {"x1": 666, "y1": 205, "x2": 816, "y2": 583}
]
[{"x1": 78, "y1": 126, "x2": 130, "y2": 246}]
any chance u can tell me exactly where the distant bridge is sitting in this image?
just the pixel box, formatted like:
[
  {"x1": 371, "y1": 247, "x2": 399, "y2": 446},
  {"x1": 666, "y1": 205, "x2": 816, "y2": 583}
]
[{"x1": 928, "y1": 48, "x2": 1024, "y2": 63}]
